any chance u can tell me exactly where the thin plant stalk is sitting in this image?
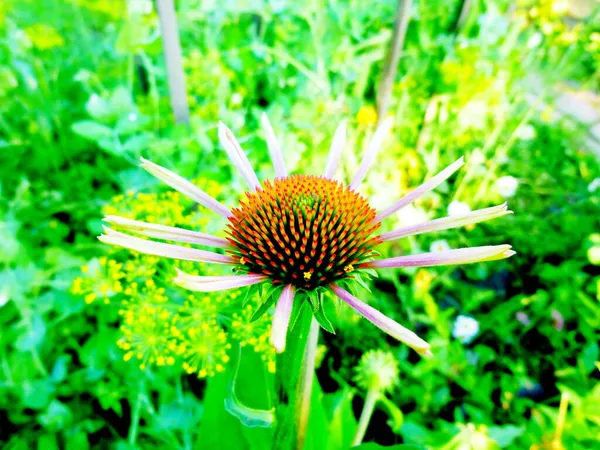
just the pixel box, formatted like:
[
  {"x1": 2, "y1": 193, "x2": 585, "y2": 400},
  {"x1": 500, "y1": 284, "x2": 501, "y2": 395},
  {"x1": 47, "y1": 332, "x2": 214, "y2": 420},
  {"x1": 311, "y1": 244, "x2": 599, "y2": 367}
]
[
  {"x1": 295, "y1": 317, "x2": 320, "y2": 450},
  {"x1": 376, "y1": 0, "x2": 412, "y2": 125},
  {"x1": 156, "y1": 0, "x2": 190, "y2": 124},
  {"x1": 352, "y1": 388, "x2": 380, "y2": 446}
]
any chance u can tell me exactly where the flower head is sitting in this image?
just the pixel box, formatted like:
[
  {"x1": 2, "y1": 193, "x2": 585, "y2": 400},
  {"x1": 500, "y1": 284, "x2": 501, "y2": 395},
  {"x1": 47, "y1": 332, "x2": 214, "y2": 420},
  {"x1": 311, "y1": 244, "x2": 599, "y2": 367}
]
[
  {"x1": 452, "y1": 315, "x2": 480, "y2": 344},
  {"x1": 354, "y1": 350, "x2": 399, "y2": 392},
  {"x1": 496, "y1": 175, "x2": 519, "y2": 198},
  {"x1": 99, "y1": 115, "x2": 514, "y2": 356}
]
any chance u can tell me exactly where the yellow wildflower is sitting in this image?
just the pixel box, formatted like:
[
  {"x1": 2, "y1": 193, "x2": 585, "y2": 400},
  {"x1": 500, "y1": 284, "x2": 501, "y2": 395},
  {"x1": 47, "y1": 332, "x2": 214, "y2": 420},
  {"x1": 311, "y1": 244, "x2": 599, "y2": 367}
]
[
  {"x1": 356, "y1": 105, "x2": 378, "y2": 127},
  {"x1": 25, "y1": 24, "x2": 65, "y2": 51}
]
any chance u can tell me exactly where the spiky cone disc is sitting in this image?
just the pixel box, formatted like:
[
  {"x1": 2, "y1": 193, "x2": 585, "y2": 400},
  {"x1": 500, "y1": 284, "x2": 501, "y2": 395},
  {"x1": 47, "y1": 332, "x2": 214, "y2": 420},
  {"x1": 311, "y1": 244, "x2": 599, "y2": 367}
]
[{"x1": 226, "y1": 175, "x2": 381, "y2": 289}]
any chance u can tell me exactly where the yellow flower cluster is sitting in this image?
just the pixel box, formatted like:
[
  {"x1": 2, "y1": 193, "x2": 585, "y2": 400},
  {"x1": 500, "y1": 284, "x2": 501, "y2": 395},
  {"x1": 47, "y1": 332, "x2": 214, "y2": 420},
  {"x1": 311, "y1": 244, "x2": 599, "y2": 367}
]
[
  {"x1": 72, "y1": 186, "x2": 275, "y2": 379},
  {"x1": 183, "y1": 49, "x2": 247, "y2": 118},
  {"x1": 25, "y1": 24, "x2": 65, "y2": 51},
  {"x1": 71, "y1": 0, "x2": 126, "y2": 20},
  {"x1": 230, "y1": 303, "x2": 277, "y2": 374},
  {"x1": 518, "y1": 0, "x2": 580, "y2": 44}
]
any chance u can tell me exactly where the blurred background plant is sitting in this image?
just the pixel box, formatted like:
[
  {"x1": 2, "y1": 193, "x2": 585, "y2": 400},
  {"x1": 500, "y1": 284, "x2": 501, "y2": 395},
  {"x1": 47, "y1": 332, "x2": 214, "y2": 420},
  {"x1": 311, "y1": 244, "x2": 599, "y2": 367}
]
[{"x1": 1, "y1": 0, "x2": 599, "y2": 449}]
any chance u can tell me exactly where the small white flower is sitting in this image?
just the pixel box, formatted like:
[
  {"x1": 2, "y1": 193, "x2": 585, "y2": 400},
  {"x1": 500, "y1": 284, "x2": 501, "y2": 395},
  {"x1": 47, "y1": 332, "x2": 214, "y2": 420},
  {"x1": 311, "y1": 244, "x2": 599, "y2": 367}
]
[
  {"x1": 515, "y1": 124, "x2": 536, "y2": 140},
  {"x1": 527, "y1": 33, "x2": 543, "y2": 49},
  {"x1": 469, "y1": 148, "x2": 485, "y2": 166},
  {"x1": 458, "y1": 100, "x2": 488, "y2": 130},
  {"x1": 551, "y1": 0, "x2": 568, "y2": 14},
  {"x1": 448, "y1": 200, "x2": 471, "y2": 217},
  {"x1": 453, "y1": 315, "x2": 480, "y2": 344},
  {"x1": 398, "y1": 204, "x2": 429, "y2": 227},
  {"x1": 430, "y1": 239, "x2": 451, "y2": 253},
  {"x1": 129, "y1": 0, "x2": 153, "y2": 14},
  {"x1": 495, "y1": 176, "x2": 519, "y2": 198},
  {"x1": 231, "y1": 93, "x2": 243, "y2": 106},
  {"x1": 588, "y1": 178, "x2": 600, "y2": 192},
  {"x1": 128, "y1": 112, "x2": 138, "y2": 122}
]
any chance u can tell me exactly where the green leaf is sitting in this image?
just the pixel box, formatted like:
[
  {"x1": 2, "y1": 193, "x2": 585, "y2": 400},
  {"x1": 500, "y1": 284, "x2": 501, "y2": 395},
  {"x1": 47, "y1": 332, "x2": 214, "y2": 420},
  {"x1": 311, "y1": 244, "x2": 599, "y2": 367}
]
[
  {"x1": 378, "y1": 395, "x2": 404, "y2": 432},
  {"x1": 39, "y1": 400, "x2": 73, "y2": 431},
  {"x1": 85, "y1": 94, "x2": 113, "y2": 122},
  {"x1": 487, "y1": 425, "x2": 524, "y2": 447},
  {"x1": 71, "y1": 121, "x2": 113, "y2": 141},
  {"x1": 224, "y1": 345, "x2": 275, "y2": 428},
  {"x1": 21, "y1": 379, "x2": 55, "y2": 410},
  {"x1": 196, "y1": 343, "x2": 274, "y2": 450},
  {"x1": 251, "y1": 285, "x2": 282, "y2": 322},
  {"x1": 323, "y1": 387, "x2": 357, "y2": 450},
  {"x1": 312, "y1": 304, "x2": 336, "y2": 334},
  {"x1": 50, "y1": 355, "x2": 71, "y2": 383},
  {"x1": 15, "y1": 315, "x2": 46, "y2": 351}
]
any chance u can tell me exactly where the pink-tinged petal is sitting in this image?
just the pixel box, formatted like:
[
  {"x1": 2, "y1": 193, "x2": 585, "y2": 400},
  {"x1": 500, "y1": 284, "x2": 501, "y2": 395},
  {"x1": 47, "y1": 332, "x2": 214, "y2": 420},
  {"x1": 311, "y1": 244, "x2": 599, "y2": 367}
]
[
  {"x1": 261, "y1": 113, "x2": 287, "y2": 178},
  {"x1": 218, "y1": 121, "x2": 261, "y2": 190},
  {"x1": 379, "y1": 203, "x2": 512, "y2": 242},
  {"x1": 270, "y1": 285, "x2": 295, "y2": 353},
  {"x1": 330, "y1": 284, "x2": 431, "y2": 355},
  {"x1": 103, "y1": 216, "x2": 231, "y2": 248},
  {"x1": 362, "y1": 245, "x2": 515, "y2": 269},
  {"x1": 140, "y1": 158, "x2": 231, "y2": 218},
  {"x1": 323, "y1": 120, "x2": 347, "y2": 179},
  {"x1": 375, "y1": 157, "x2": 465, "y2": 222},
  {"x1": 98, "y1": 227, "x2": 235, "y2": 264},
  {"x1": 173, "y1": 269, "x2": 266, "y2": 292},
  {"x1": 349, "y1": 117, "x2": 394, "y2": 191}
]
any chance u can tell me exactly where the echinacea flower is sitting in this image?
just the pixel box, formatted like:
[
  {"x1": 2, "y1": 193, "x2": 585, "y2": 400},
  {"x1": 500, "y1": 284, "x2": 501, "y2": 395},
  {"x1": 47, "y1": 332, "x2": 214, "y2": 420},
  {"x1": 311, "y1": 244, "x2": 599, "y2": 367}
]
[{"x1": 99, "y1": 115, "x2": 514, "y2": 356}]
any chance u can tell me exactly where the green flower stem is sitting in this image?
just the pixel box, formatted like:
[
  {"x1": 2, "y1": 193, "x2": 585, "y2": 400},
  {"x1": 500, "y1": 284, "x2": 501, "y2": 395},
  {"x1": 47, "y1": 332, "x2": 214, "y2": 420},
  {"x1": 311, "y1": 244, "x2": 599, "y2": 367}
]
[
  {"x1": 295, "y1": 316, "x2": 320, "y2": 450},
  {"x1": 352, "y1": 387, "x2": 381, "y2": 447}
]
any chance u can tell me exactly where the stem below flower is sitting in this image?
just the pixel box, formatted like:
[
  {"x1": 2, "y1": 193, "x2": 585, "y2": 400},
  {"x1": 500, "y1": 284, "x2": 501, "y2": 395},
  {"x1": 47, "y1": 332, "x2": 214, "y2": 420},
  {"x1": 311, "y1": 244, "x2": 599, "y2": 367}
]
[
  {"x1": 352, "y1": 388, "x2": 380, "y2": 447},
  {"x1": 295, "y1": 316, "x2": 319, "y2": 450}
]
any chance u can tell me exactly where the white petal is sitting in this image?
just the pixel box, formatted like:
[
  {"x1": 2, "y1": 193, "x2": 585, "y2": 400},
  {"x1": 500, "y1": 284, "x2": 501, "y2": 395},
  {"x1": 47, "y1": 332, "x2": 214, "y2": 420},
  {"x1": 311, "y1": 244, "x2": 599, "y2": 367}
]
[
  {"x1": 270, "y1": 285, "x2": 295, "y2": 353},
  {"x1": 173, "y1": 269, "x2": 266, "y2": 292},
  {"x1": 379, "y1": 203, "x2": 512, "y2": 242},
  {"x1": 99, "y1": 227, "x2": 235, "y2": 264},
  {"x1": 104, "y1": 216, "x2": 231, "y2": 248},
  {"x1": 330, "y1": 284, "x2": 431, "y2": 355},
  {"x1": 363, "y1": 245, "x2": 515, "y2": 269},
  {"x1": 261, "y1": 113, "x2": 287, "y2": 178},
  {"x1": 140, "y1": 158, "x2": 231, "y2": 218},
  {"x1": 349, "y1": 117, "x2": 393, "y2": 190},
  {"x1": 375, "y1": 157, "x2": 465, "y2": 222},
  {"x1": 218, "y1": 122, "x2": 261, "y2": 190},
  {"x1": 323, "y1": 120, "x2": 347, "y2": 179}
]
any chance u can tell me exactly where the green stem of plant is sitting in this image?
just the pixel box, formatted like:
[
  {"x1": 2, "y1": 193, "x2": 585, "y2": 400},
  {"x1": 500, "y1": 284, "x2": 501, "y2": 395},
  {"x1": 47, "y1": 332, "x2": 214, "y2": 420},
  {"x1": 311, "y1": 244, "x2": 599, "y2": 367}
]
[
  {"x1": 376, "y1": 0, "x2": 412, "y2": 125},
  {"x1": 295, "y1": 316, "x2": 319, "y2": 450},
  {"x1": 352, "y1": 388, "x2": 380, "y2": 447}
]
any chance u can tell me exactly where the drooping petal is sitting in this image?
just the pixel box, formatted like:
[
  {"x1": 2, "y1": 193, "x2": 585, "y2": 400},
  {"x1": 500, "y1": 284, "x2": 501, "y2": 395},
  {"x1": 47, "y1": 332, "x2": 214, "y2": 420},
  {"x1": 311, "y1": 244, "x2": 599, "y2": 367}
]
[
  {"x1": 323, "y1": 120, "x2": 347, "y2": 179},
  {"x1": 218, "y1": 121, "x2": 261, "y2": 190},
  {"x1": 270, "y1": 285, "x2": 295, "y2": 353},
  {"x1": 378, "y1": 203, "x2": 513, "y2": 243},
  {"x1": 330, "y1": 284, "x2": 431, "y2": 355},
  {"x1": 349, "y1": 117, "x2": 394, "y2": 191},
  {"x1": 98, "y1": 227, "x2": 235, "y2": 264},
  {"x1": 362, "y1": 245, "x2": 515, "y2": 269},
  {"x1": 375, "y1": 157, "x2": 465, "y2": 222},
  {"x1": 140, "y1": 158, "x2": 231, "y2": 218},
  {"x1": 104, "y1": 216, "x2": 231, "y2": 248},
  {"x1": 173, "y1": 269, "x2": 267, "y2": 292},
  {"x1": 261, "y1": 113, "x2": 287, "y2": 178}
]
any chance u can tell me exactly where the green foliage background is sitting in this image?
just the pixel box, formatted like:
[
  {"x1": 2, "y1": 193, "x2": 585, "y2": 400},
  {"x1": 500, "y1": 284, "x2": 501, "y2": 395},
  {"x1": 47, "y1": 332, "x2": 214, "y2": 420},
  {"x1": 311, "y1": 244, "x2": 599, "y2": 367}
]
[{"x1": 1, "y1": 0, "x2": 599, "y2": 449}]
